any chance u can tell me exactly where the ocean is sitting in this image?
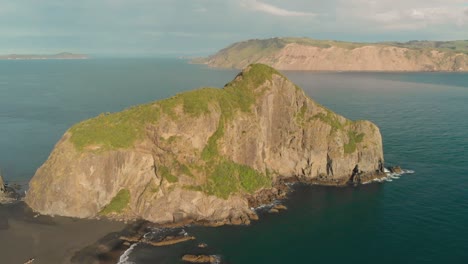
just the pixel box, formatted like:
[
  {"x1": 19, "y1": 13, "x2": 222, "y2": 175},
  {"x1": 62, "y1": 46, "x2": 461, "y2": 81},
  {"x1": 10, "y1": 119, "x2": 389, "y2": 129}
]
[{"x1": 0, "y1": 59, "x2": 467, "y2": 263}]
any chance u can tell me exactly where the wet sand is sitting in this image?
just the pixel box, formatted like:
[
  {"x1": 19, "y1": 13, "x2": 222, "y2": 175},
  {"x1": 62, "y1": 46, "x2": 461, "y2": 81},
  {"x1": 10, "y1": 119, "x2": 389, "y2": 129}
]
[{"x1": 0, "y1": 202, "x2": 125, "y2": 264}]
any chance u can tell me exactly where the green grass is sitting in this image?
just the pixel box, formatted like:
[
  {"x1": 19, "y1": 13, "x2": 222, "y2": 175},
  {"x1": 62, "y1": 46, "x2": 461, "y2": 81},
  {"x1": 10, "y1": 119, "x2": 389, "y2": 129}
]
[
  {"x1": 239, "y1": 165, "x2": 272, "y2": 193},
  {"x1": 69, "y1": 64, "x2": 281, "y2": 152},
  {"x1": 70, "y1": 103, "x2": 161, "y2": 151},
  {"x1": 179, "y1": 163, "x2": 194, "y2": 177},
  {"x1": 212, "y1": 38, "x2": 287, "y2": 66},
  {"x1": 198, "y1": 64, "x2": 280, "y2": 160},
  {"x1": 344, "y1": 131, "x2": 365, "y2": 154},
  {"x1": 159, "y1": 166, "x2": 178, "y2": 183},
  {"x1": 312, "y1": 111, "x2": 345, "y2": 132},
  {"x1": 204, "y1": 160, "x2": 271, "y2": 199},
  {"x1": 295, "y1": 104, "x2": 307, "y2": 126},
  {"x1": 99, "y1": 189, "x2": 130, "y2": 215},
  {"x1": 282, "y1": 37, "x2": 371, "y2": 49},
  {"x1": 202, "y1": 118, "x2": 225, "y2": 161},
  {"x1": 385, "y1": 40, "x2": 468, "y2": 54}
]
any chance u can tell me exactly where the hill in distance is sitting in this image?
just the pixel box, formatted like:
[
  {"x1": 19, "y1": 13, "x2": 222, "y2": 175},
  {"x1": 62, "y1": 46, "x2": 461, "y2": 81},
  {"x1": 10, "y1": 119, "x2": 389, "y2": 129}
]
[
  {"x1": 0, "y1": 52, "x2": 88, "y2": 60},
  {"x1": 194, "y1": 37, "x2": 468, "y2": 72}
]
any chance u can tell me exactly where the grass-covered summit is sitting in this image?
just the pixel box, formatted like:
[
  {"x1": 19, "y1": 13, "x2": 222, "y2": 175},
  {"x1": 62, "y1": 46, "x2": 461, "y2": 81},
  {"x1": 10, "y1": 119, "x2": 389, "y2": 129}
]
[
  {"x1": 27, "y1": 64, "x2": 385, "y2": 225},
  {"x1": 69, "y1": 64, "x2": 281, "y2": 151}
]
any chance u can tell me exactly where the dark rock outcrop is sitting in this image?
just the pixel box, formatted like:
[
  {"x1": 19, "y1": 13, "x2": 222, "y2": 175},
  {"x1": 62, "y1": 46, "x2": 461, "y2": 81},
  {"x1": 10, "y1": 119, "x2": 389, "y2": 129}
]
[
  {"x1": 0, "y1": 174, "x2": 5, "y2": 193},
  {"x1": 389, "y1": 166, "x2": 403, "y2": 174},
  {"x1": 0, "y1": 174, "x2": 19, "y2": 203}
]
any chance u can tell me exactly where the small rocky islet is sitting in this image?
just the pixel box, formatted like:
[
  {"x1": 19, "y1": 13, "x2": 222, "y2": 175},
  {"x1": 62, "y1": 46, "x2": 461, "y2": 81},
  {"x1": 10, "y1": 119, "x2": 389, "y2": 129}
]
[
  {"x1": 0, "y1": 174, "x2": 19, "y2": 204},
  {"x1": 25, "y1": 63, "x2": 386, "y2": 227}
]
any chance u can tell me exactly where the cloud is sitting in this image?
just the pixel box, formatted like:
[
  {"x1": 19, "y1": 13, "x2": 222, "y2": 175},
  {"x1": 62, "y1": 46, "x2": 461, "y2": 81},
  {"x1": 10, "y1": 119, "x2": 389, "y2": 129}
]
[
  {"x1": 241, "y1": 0, "x2": 317, "y2": 17},
  {"x1": 193, "y1": 7, "x2": 208, "y2": 12},
  {"x1": 338, "y1": 0, "x2": 468, "y2": 31}
]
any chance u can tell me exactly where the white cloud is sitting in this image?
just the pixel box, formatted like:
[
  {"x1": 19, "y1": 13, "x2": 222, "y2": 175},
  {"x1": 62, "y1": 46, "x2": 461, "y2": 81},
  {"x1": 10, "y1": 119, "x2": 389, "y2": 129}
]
[
  {"x1": 338, "y1": 0, "x2": 468, "y2": 31},
  {"x1": 241, "y1": 0, "x2": 317, "y2": 17},
  {"x1": 193, "y1": 7, "x2": 208, "y2": 12}
]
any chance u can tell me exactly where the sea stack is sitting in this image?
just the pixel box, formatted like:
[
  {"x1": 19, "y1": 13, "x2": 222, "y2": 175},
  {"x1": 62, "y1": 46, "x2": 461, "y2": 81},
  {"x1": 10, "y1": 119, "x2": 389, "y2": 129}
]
[
  {"x1": 0, "y1": 174, "x2": 5, "y2": 193},
  {"x1": 26, "y1": 64, "x2": 385, "y2": 225}
]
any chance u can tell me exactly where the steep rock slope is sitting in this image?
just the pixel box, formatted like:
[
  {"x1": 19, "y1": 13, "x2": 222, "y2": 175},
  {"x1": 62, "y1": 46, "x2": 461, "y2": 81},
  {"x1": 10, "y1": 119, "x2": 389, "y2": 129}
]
[
  {"x1": 26, "y1": 64, "x2": 384, "y2": 224},
  {"x1": 197, "y1": 38, "x2": 468, "y2": 71}
]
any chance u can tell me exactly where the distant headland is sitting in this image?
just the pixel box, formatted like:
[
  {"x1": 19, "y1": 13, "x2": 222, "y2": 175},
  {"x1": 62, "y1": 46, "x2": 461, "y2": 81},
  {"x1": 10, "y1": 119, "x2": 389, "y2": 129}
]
[
  {"x1": 193, "y1": 37, "x2": 468, "y2": 72},
  {"x1": 0, "y1": 52, "x2": 88, "y2": 60}
]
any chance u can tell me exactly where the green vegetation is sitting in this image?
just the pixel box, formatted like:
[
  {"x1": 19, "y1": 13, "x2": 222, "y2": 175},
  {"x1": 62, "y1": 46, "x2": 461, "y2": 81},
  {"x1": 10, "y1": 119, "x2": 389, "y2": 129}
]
[
  {"x1": 99, "y1": 189, "x2": 130, "y2": 215},
  {"x1": 384, "y1": 40, "x2": 468, "y2": 54},
  {"x1": 198, "y1": 38, "x2": 468, "y2": 68},
  {"x1": 179, "y1": 163, "x2": 193, "y2": 178},
  {"x1": 211, "y1": 38, "x2": 287, "y2": 66},
  {"x1": 70, "y1": 64, "x2": 280, "y2": 151},
  {"x1": 204, "y1": 160, "x2": 271, "y2": 199},
  {"x1": 295, "y1": 104, "x2": 307, "y2": 126},
  {"x1": 344, "y1": 131, "x2": 365, "y2": 154},
  {"x1": 202, "y1": 118, "x2": 225, "y2": 161},
  {"x1": 159, "y1": 166, "x2": 178, "y2": 183},
  {"x1": 312, "y1": 111, "x2": 345, "y2": 132},
  {"x1": 199, "y1": 64, "x2": 280, "y2": 160},
  {"x1": 282, "y1": 37, "x2": 371, "y2": 49},
  {"x1": 69, "y1": 64, "x2": 279, "y2": 199},
  {"x1": 70, "y1": 103, "x2": 161, "y2": 151}
]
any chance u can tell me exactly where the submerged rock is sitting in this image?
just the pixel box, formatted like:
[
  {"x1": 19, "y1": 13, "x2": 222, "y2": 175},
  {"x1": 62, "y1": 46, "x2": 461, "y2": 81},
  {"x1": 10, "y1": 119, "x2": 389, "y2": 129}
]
[{"x1": 25, "y1": 64, "x2": 385, "y2": 225}]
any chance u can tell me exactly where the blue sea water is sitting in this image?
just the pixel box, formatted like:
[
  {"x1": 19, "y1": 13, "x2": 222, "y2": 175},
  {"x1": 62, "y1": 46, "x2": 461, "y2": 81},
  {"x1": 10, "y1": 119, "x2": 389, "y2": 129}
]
[{"x1": 0, "y1": 59, "x2": 467, "y2": 263}]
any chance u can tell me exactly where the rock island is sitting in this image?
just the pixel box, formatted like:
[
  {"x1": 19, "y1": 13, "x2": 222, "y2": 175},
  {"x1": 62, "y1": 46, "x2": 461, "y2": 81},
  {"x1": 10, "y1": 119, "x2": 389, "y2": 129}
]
[{"x1": 26, "y1": 64, "x2": 385, "y2": 225}]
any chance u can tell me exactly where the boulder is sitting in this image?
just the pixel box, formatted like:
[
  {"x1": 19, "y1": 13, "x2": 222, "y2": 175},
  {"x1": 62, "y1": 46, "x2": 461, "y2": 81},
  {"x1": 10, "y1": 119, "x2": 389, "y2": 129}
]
[{"x1": 389, "y1": 166, "x2": 403, "y2": 174}]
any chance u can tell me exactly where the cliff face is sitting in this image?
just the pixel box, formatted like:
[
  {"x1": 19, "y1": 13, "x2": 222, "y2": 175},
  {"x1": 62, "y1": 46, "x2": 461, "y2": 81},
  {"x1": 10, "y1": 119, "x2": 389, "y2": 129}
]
[
  {"x1": 26, "y1": 64, "x2": 384, "y2": 225},
  {"x1": 198, "y1": 38, "x2": 468, "y2": 71}
]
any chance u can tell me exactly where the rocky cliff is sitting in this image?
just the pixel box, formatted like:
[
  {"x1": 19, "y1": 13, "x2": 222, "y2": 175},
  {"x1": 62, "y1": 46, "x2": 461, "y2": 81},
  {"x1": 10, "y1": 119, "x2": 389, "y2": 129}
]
[
  {"x1": 26, "y1": 64, "x2": 384, "y2": 225},
  {"x1": 195, "y1": 38, "x2": 468, "y2": 71}
]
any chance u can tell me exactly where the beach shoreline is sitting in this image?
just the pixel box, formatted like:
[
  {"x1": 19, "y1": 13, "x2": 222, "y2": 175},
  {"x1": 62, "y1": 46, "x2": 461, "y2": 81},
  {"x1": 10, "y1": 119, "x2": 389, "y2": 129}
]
[{"x1": 0, "y1": 202, "x2": 125, "y2": 264}]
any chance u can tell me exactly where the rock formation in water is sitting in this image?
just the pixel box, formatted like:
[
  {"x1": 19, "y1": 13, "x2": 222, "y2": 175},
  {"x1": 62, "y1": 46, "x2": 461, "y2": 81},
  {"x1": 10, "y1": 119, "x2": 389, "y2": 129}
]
[
  {"x1": 194, "y1": 38, "x2": 468, "y2": 72},
  {"x1": 25, "y1": 64, "x2": 385, "y2": 225},
  {"x1": 0, "y1": 174, "x2": 5, "y2": 193},
  {"x1": 0, "y1": 173, "x2": 18, "y2": 203}
]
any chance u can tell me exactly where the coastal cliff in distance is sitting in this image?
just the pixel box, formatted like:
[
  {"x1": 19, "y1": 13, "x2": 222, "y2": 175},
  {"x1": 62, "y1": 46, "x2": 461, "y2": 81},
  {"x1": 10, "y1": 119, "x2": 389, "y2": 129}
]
[
  {"x1": 26, "y1": 64, "x2": 385, "y2": 225},
  {"x1": 0, "y1": 52, "x2": 88, "y2": 60},
  {"x1": 194, "y1": 38, "x2": 468, "y2": 71}
]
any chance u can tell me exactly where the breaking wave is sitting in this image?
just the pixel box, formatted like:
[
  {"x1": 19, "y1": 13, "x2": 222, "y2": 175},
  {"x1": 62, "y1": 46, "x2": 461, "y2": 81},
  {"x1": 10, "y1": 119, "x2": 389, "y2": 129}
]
[
  {"x1": 369, "y1": 168, "x2": 415, "y2": 183},
  {"x1": 117, "y1": 243, "x2": 138, "y2": 264},
  {"x1": 210, "y1": 254, "x2": 222, "y2": 264}
]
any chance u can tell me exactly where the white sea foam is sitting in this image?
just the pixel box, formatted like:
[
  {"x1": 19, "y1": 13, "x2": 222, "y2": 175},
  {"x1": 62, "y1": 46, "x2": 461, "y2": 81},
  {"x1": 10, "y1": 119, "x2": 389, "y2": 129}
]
[
  {"x1": 117, "y1": 243, "x2": 138, "y2": 264},
  {"x1": 370, "y1": 168, "x2": 415, "y2": 183},
  {"x1": 210, "y1": 255, "x2": 222, "y2": 264}
]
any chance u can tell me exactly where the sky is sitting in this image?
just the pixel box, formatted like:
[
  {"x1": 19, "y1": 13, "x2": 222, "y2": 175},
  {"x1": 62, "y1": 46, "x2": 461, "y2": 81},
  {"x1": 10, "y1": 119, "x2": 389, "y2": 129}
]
[{"x1": 0, "y1": 0, "x2": 467, "y2": 56}]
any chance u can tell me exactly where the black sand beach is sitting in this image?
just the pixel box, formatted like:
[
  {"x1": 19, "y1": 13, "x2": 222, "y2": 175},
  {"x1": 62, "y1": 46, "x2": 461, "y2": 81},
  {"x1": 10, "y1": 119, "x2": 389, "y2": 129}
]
[{"x1": 0, "y1": 202, "x2": 125, "y2": 264}]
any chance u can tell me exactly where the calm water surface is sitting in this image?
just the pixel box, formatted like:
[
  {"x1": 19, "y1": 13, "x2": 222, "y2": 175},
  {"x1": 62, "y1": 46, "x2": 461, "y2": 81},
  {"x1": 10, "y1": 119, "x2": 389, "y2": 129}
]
[{"x1": 0, "y1": 59, "x2": 467, "y2": 263}]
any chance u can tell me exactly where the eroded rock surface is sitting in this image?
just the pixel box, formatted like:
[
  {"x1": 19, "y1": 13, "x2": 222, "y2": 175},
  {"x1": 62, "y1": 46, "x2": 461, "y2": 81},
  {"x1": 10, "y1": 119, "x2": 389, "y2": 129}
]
[
  {"x1": 199, "y1": 38, "x2": 468, "y2": 72},
  {"x1": 26, "y1": 64, "x2": 385, "y2": 225}
]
